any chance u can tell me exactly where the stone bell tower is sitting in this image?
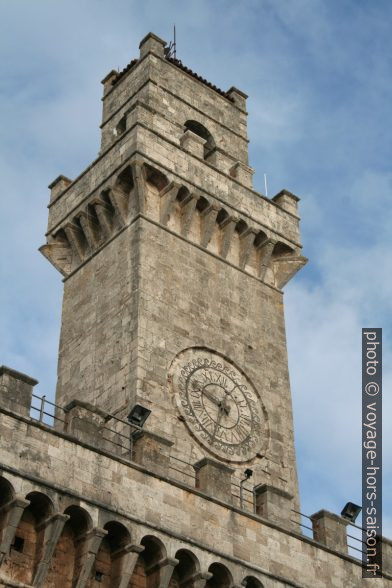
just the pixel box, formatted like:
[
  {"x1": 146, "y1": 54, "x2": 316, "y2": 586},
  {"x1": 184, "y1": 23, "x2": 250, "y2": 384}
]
[
  {"x1": 40, "y1": 32, "x2": 307, "y2": 507},
  {"x1": 2, "y1": 32, "x2": 392, "y2": 588}
]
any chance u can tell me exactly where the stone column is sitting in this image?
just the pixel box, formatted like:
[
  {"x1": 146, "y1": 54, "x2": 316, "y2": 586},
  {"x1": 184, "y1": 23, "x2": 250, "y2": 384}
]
[
  {"x1": 0, "y1": 496, "x2": 30, "y2": 565},
  {"x1": 182, "y1": 571, "x2": 212, "y2": 588},
  {"x1": 0, "y1": 366, "x2": 38, "y2": 418},
  {"x1": 132, "y1": 431, "x2": 173, "y2": 477},
  {"x1": 254, "y1": 484, "x2": 294, "y2": 531},
  {"x1": 32, "y1": 513, "x2": 70, "y2": 587},
  {"x1": 75, "y1": 527, "x2": 108, "y2": 588},
  {"x1": 114, "y1": 543, "x2": 144, "y2": 588},
  {"x1": 152, "y1": 557, "x2": 179, "y2": 588},
  {"x1": 194, "y1": 458, "x2": 233, "y2": 504},
  {"x1": 310, "y1": 510, "x2": 348, "y2": 554}
]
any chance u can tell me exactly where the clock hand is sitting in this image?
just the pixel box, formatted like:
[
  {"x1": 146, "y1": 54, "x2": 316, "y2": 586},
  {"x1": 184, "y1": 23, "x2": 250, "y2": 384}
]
[
  {"x1": 202, "y1": 388, "x2": 222, "y2": 407},
  {"x1": 209, "y1": 405, "x2": 224, "y2": 443}
]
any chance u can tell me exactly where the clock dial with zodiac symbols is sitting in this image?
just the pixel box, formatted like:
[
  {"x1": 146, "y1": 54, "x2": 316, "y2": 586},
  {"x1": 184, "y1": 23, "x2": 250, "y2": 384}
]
[{"x1": 170, "y1": 349, "x2": 267, "y2": 462}]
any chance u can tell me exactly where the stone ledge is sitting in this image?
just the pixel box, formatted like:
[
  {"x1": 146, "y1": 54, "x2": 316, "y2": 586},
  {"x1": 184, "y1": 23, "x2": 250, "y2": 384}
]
[
  {"x1": 193, "y1": 457, "x2": 234, "y2": 474},
  {"x1": 0, "y1": 366, "x2": 38, "y2": 387}
]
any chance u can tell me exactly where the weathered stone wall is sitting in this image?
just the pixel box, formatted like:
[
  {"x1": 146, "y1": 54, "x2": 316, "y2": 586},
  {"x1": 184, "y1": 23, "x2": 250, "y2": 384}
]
[{"x1": 0, "y1": 409, "x2": 391, "y2": 587}]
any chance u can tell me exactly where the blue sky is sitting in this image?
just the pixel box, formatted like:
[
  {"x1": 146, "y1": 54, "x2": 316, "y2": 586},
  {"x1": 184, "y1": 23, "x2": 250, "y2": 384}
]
[{"x1": 1, "y1": 0, "x2": 391, "y2": 540}]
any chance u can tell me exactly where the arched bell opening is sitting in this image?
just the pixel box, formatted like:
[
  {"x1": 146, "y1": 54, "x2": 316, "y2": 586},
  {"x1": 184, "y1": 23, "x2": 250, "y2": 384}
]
[{"x1": 184, "y1": 120, "x2": 215, "y2": 160}]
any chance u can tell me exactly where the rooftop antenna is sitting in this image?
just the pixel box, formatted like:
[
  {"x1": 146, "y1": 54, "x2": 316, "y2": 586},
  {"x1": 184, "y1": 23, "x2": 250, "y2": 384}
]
[
  {"x1": 264, "y1": 173, "x2": 269, "y2": 197},
  {"x1": 164, "y1": 25, "x2": 177, "y2": 60}
]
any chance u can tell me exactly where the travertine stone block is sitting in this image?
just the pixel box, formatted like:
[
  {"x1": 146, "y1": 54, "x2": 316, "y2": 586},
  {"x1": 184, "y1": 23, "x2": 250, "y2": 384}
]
[
  {"x1": 180, "y1": 130, "x2": 206, "y2": 159},
  {"x1": 310, "y1": 509, "x2": 348, "y2": 554},
  {"x1": 194, "y1": 458, "x2": 233, "y2": 504},
  {"x1": 101, "y1": 69, "x2": 118, "y2": 96},
  {"x1": 254, "y1": 484, "x2": 293, "y2": 531},
  {"x1": 272, "y1": 189, "x2": 300, "y2": 217},
  {"x1": 227, "y1": 86, "x2": 248, "y2": 112},
  {"x1": 132, "y1": 430, "x2": 173, "y2": 476},
  {"x1": 0, "y1": 366, "x2": 37, "y2": 417},
  {"x1": 48, "y1": 175, "x2": 72, "y2": 203},
  {"x1": 205, "y1": 148, "x2": 232, "y2": 173},
  {"x1": 64, "y1": 400, "x2": 112, "y2": 452},
  {"x1": 230, "y1": 161, "x2": 254, "y2": 188},
  {"x1": 139, "y1": 32, "x2": 166, "y2": 59}
]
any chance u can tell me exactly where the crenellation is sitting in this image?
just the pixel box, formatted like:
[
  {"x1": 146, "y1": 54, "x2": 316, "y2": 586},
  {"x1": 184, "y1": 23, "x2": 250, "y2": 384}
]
[{"x1": 0, "y1": 367, "x2": 37, "y2": 419}]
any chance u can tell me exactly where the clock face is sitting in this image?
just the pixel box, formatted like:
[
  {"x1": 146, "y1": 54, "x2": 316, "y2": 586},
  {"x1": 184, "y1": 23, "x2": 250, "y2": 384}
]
[{"x1": 170, "y1": 349, "x2": 267, "y2": 462}]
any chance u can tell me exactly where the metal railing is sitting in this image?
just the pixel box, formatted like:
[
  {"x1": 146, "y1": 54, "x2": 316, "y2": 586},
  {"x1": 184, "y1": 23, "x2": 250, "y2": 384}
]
[{"x1": 29, "y1": 393, "x2": 366, "y2": 561}]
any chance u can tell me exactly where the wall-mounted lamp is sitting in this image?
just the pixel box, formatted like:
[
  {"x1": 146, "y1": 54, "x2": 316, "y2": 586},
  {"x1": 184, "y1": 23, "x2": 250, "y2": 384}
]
[
  {"x1": 127, "y1": 404, "x2": 151, "y2": 428},
  {"x1": 341, "y1": 502, "x2": 362, "y2": 523},
  {"x1": 240, "y1": 468, "x2": 253, "y2": 510}
]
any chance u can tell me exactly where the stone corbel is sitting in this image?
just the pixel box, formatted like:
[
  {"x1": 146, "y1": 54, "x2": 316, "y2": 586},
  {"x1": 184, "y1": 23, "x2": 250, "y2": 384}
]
[
  {"x1": 0, "y1": 496, "x2": 30, "y2": 565},
  {"x1": 108, "y1": 186, "x2": 129, "y2": 224},
  {"x1": 256, "y1": 238, "x2": 276, "y2": 281},
  {"x1": 93, "y1": 199, "x2": 114, "y2": 239},
  {"x1": 200, "y1": 204, "x2": 219, "y2": 248},
  {"x1": 131, "y1": 160, "x2": 147, "y2": 214},
  {"x1": 159, "y1": 182, "x2": 181, "y2": 225},
  {"x1": 78, "y1": 211, "x2": 100, "y2": 251},
  {"x1": 112, "y1": 543, "x2": 144, "y2": 588},
  {"x1": 179, "y1": 193, "x2": 198, "y2": 237},
  {"x1": 32, "y1": 513, "x2": 70, "y2": 587},
  {"x1": 239, "y1": 228, "x2": 256, "y2": 269},
  {"x1": 219, "y1": 216, "x2": 238, "y2": 259},
  {"x1": 64, "y1": 222, "x2": 86, "y2": 262},
  {"x1": 74, "y1": 527, "x2": 108, "y2": 588},
  {"x1": 39, "y1": 235, "x2": 72, "y2": 277},
  {"x1": 273, "y1": 255, "x2": 308, "y2": 289}
]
